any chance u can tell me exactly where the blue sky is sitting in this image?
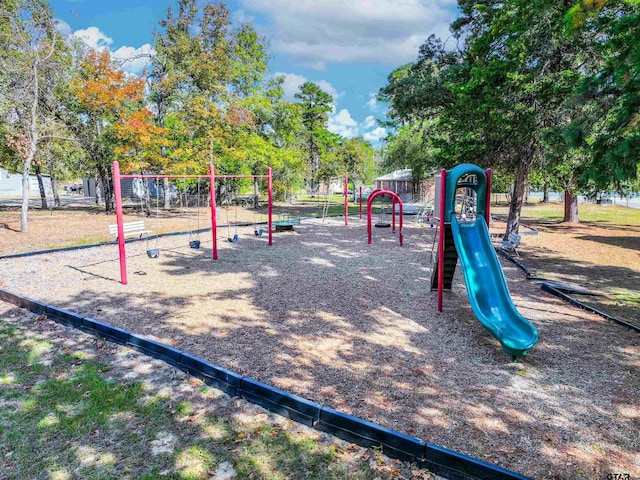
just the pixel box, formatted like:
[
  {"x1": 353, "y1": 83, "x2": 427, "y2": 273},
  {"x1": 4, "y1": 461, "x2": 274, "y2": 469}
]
[{"x1": 51, "y1": 0, "x2": 459, "y2": 144}]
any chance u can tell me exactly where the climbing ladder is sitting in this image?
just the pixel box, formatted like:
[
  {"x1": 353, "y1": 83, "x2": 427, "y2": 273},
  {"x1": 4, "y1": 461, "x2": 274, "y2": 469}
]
[{"x1": 430, "y1": 223, "x2": 458, "y2": 291}]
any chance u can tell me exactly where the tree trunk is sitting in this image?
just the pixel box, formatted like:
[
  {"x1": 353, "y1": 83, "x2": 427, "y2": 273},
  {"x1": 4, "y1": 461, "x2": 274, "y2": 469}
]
[
  {"x1": 543, "y1": 183, "x2": 549, "y2": 203},
  {"x1": 20, "y1": 158, "x2": 33, "y2": 233},
  {"x1": 46, "y1": 151, "x2": 60, "y2": 208},
  {"x1": 563, "y1": 189, "x2": 579, "y2": 223},
  {"x1": 34, "y1": 163, "x2": 48, "y2": 210},
  {"x1": 504, "y1": 158, "x2": 531, "y2": 239},
  {"x1": 142, "y1": 174, "x2": 152, "y2": 217},
  {"x1": 253, "y1": 178, "x2": 259, "y2": 209},
  {"x1": 98, "y1": 165, "x2": 113, "y2": 213},
  {"x1": 163, "y1": 177, "x2": 171, "y2": 209},
  {"x1": 95, "y1": 176, "x2": 102, "y2": 205}
]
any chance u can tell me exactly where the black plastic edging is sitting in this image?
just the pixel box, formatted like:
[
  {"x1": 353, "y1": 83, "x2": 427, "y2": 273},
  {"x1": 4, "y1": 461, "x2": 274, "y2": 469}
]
[
  {"x1": 316, "y1": 406, "x2": 426, "y2": 462},
  {"x1": 238, "y1": 377, "x2": 321, "y2": 427},
  {"x1": 540, "y1": 283, "x2": 640, "y2": 333},
  {"x1": 497, "y1": 249, "x2": 533, "y2": 278},
  {"x1": 178, "y1": 352, "x2": 242, "y2": 396},
  {"x1": 0, "y1": 287, "x2": 532, "y2": 480},
  {"x1": 425, "y1": 444, "x2": 532, "y2": 480}
]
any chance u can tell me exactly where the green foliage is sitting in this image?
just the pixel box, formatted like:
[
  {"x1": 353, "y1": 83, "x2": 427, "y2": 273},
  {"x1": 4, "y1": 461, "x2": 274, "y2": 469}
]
[
  {"x1": 382, "y1": 122, "x2": 438, "y2": 182},
  {"x1": 379, "y1": 0, "x2": 639, "y2": 229},
  {"x1": 294, "y1": 81, "x2": 334, "y2": 187}
]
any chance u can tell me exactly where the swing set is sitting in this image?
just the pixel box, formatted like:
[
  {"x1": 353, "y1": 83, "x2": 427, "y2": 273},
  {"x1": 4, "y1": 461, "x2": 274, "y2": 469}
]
[
  {"x1": 112, "y1": 161, "x2": 273, "y2": 285},
  {"x1": 183, "y1": 176, "x2": 202, "y2": 250}
]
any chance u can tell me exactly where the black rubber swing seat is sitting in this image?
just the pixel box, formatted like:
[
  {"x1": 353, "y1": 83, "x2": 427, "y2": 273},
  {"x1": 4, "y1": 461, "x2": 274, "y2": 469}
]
[{"x1": 375, "y1": 222, "x2": 391, "y2": 228}]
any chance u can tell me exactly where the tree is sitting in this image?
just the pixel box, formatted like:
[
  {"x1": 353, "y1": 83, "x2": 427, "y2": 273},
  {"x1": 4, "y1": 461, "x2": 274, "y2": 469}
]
[
  {"x1": 380, "y1": 2, "x2": 591, "y2": 233},
  {"x1": 65, "y1": 49, "x2": 159, "y2": 212},
  {"x1": 0, "y1": 0, "x2": 68, "y2": 231},
  {"x1": 294, "y1": 82, "x2": 333, "y2": 191},
  {"x1": 565, "y1": 0, "x2": 640, "y2": 205}
]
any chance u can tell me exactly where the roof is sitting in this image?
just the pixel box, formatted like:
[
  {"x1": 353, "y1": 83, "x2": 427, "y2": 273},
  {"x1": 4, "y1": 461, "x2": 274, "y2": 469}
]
[{"x1": 374, "y1": 169, "x2": 414, "y2": 182}]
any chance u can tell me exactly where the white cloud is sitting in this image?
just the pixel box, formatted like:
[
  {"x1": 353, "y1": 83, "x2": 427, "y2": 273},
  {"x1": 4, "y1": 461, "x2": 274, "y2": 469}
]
[
  {"x1": 54, "y1": 18, "x2": 72, "y2": 35},
  {"x1": 73, "y1": 26, "x2": 113, "y2": 50},
  {"x1": 367, "y1": 95, "x2": 377, "y2": 111},
  {"x1": 315, "y1": 80, "x2": 340, "y2": 102},
  {"x1": 273, "y1": 72, "x2": 341, "y2": 105},
  {"x1": 328, "y1": 109, "x2": 358, "y2": 138},
  {"x1": 71, "y1": 26, "x2": 153, "y2": 74},
  {"x1": 240, "y1": 0, "x2": 457, "y2": 68},
  {"x1": 363, "y1": 115, "x2": 376, "y2": 129},
  {"x1": 273, "y1": 72, "x2": 308, "y2": 100},
  {"x1": 112, "y1": 44, "x2": 154, "y2": 74},
  {"x1": 363, "y1": 126, "x2": 387, "y2": 143},
  {"x1": 232, "y1": 9, "x2": 255, "y2": 24}
]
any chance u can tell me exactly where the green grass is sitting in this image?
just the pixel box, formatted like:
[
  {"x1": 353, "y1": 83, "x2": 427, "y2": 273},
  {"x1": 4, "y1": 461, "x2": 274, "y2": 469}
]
[
  {"x1": 492, "y1": 201, "x2": 640, "y2": 226},
  {"x1": 49, "y1": 234, "x2": 108, "y2": 249},
  {"x1": 0, "y1": 319, "x2": 422, "y2": 479},
  {"x1": 296, "y1": 194, "x2": 346, "y2": 204}
]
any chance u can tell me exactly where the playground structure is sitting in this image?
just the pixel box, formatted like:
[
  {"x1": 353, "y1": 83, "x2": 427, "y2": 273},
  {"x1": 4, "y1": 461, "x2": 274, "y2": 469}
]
[
  {"x1": 431, "y1": 164, "x2": 538, "y2": 358},
  {"x1": 2, "y1": 169, "x2": 640, "y2": 479},
  {"x1": 366, "y1": 188, "x2": 403, "y2": 246},
  {"x1": 112, "y1": 161, "x2": 273, "y2": 285},
  {"x1": 320, "y1": 172, "x2": 349, "y2": 225}
]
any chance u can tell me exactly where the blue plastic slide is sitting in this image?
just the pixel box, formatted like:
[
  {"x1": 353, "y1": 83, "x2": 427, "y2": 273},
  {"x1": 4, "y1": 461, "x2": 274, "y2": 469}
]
[{"x1": 450, "y1": 216, "x2": 538, "y2": 357}]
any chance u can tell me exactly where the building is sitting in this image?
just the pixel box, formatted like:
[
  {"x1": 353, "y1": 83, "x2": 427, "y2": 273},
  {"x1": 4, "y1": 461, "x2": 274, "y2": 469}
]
[
  {"x1": 374, "y1": 169, "x2": 432, "y2": 203},
  {"x1": 0, "y1": 167, "x2": 52, "y2": 198}
]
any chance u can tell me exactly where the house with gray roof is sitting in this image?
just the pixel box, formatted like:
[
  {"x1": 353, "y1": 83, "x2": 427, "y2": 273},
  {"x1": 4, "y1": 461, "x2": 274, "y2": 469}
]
[{"x1": 374, "y1": 169, "x2": 432, "y2": 202}]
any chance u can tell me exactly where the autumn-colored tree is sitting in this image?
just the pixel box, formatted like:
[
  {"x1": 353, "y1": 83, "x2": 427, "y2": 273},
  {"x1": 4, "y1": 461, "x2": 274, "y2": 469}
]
[{"x1": 66, "y1": 49, "x2": 166, "y2": 211}]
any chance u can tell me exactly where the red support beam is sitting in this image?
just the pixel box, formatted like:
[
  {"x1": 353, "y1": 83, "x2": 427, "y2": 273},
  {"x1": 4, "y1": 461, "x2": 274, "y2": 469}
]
[
  {"x1": 485, "y1": 168, "x2": 492, "y2": 226},
  {"x1": 344, "y1": 171, "x2": 348, "y2": 226},
  {"x1": 437, "y1": 169, "x2": 446, "y2": 313},
  {"x1": 112, "y1": 161, "x2": 127, "y2": 285},
  {"x1": 268, "y1": 167, "x2": 273, "y2": 246},
  {"x1": 391, "y1": 197, "x2": 396, "y2": 233}
]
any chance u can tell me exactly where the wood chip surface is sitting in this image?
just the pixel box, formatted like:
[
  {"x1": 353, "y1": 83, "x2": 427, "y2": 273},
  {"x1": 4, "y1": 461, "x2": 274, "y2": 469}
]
[{"x1": 1, "y1": 217, "x2": 638, "y2": 480}]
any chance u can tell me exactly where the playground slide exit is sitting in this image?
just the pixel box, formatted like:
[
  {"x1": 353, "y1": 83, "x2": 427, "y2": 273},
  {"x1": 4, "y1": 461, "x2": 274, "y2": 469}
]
[{"x1": 450, "y1": 215, "x2": 538, "y2": 357}]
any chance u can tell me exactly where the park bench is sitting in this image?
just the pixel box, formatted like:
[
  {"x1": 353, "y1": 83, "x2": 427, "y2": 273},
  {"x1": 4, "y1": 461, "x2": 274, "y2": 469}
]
[
  {"x1": 500, "y1": 232, "x2": 521, "y2": 256},
  {"x1": 108, "y1": 220, "x2": 151, "y2": 240}
]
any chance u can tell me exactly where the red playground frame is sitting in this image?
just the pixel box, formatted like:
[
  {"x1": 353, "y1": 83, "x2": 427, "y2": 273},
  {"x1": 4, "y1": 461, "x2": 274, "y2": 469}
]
[
  {"x1": 112, "y1": 161, "x2": 273, "y2": 285},
  {"x1": 366, "y1": 188, "x2": 403, "y2": 246}
]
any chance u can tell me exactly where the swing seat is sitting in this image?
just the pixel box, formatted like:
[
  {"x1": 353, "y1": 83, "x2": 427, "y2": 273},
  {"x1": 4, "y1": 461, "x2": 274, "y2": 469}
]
[
  {"x1": 254, "y1": 229, "x2": 263, "y2": 237},
  {"x1": 147, "y1": 248, "x2": 160, "y2": 258},
  {"x1": 228, "y1": 234, "x2": 238, "y2": 243},
  {"x1": 375, "y1": 222, "x2": 391, "y2": 228},
  {"x1": 189, "y1": 240, "x2": 201, "y2": 249}
]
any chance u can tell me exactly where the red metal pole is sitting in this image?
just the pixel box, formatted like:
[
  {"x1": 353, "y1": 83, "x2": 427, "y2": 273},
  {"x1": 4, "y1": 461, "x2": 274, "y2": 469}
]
[
  {"x1": 112, "y1": 161, "x2": 127, "y2": 285},
  {"x1": 399, "y1": 201, "x2": 403, "y2": 246},
  {"x1": 485, "y1": 168, "x2": 492, "y2": 226},
  {"x1": 391, "y1": 197, "x2": 396, "y2": 233},
  {"x1": 437, "y1": 169, "x2": 446, "y2": 312},
  {"x1": 367, "y1": 193, "x2": 375, "y2": 244},
  {"x1": 359, "y1": 186, "x2": 362, "y2": 220},
  {"x1": 268, "y1": 167, "x2": 273, "y2": 246},
  {"x1": 209, "y1": 164, "x2": 217, "y2": 260},
  {"x1": 344, "y1": 171, "x2": 348, "y2": 226}
]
